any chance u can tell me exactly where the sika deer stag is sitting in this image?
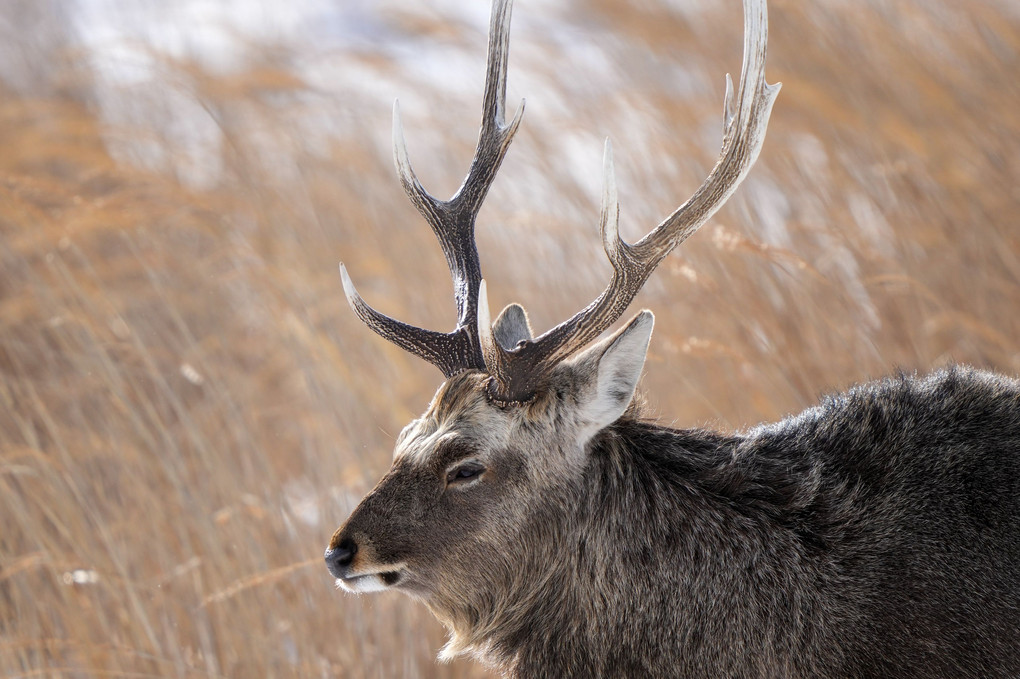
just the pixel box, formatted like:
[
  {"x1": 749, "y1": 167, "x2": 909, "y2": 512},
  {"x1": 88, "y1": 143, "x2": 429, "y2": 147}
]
[{"x1": 325, "y1": 0, "x2": 1020, "y2": 676}]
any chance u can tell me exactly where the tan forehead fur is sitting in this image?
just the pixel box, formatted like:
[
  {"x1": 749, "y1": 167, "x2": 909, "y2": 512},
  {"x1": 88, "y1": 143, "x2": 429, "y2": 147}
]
[
  {"x1": 393, "y1": 370, "x2": 561, "y2": 465},
  {"x1": 394, "y1": 372, "x2": 499, "y2": 464},
  {"x1": 426, "y1": 371, "x2": 491, "y2": 425}
]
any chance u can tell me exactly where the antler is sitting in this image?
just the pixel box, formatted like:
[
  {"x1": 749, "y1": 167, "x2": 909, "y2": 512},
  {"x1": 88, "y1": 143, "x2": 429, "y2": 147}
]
[
  {"x1": 339, "y1": 0, "x2": 523, "y2": 377},
  {"x1": 342, "y1": 0, "x2": 779, "y2": 404},
  {"x1": 479, "y1": 0, "x2": 781, "y2": 402}
]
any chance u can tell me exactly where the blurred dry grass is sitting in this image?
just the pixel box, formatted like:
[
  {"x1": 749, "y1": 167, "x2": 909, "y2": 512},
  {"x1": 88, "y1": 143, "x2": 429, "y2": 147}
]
[{"x1": 0, "y1": 0, "x2": 1018, "y2": 677}]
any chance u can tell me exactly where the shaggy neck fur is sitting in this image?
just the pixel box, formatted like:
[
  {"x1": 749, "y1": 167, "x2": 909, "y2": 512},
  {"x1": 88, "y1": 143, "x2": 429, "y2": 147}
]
[
  {"x1": 479, "y1": 418, "x2": 826, "y2": 677},
  {"x1": 439, "y1": 368, "x2": 1020, "y2": 678}
]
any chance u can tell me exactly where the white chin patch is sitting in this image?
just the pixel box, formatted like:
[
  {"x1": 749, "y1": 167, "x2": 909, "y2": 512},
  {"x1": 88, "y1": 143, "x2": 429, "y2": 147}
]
[{"x1": 336, "y1": 573, "x2": 392, "y2": 594}]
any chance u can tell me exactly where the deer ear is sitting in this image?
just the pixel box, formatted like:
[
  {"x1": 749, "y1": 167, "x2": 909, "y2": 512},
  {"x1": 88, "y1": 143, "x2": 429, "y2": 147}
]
[
  {"x1": 493, "y1": 303, "x2": 533, "y2": 350},
  {"x1": 567, "y1": 311, "x2": 654, "y2": 440}
]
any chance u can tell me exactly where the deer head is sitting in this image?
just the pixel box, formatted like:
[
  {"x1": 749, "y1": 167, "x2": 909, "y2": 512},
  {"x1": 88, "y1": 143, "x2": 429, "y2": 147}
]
[{"x1": 326, "y1": 0, "x2": 779, "y2": 659}]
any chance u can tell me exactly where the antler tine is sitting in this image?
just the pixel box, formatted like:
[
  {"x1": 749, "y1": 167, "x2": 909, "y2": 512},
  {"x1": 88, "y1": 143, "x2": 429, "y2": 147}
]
[
  {"x1": 392, "y1": 101, "x2": 442, "y2": 234},
  {"x1": 453, "y1": 0, "x2": 526, "y2": 218},
  {"x1": 341, "y1": 0, "x2": 524, "y2": 377},
  {"x1": 482, "y1": 0, "x2": 780, "y2": 402}
]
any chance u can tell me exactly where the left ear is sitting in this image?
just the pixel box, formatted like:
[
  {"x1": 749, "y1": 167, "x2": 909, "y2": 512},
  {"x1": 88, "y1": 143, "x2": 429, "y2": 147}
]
[{"x1": 565, "y1": 311, "x2": 654, "y2": 442}]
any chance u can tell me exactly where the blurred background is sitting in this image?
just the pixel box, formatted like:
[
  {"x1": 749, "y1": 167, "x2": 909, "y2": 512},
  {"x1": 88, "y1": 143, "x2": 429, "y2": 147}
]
[{"x1": 0, "y1": 0, "x2": 1017, "y2": 676}]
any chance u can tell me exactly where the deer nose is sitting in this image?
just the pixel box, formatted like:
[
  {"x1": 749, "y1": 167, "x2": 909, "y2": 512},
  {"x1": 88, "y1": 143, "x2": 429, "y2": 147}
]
[{"x1": 324, "y1": 538, "x2": 357, "y2": 578}]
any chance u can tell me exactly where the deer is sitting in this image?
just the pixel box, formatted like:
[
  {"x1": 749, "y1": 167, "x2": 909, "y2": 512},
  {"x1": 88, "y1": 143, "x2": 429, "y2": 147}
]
[{"x1": 324, "y1": 0, "x2": 1020, "y2": 676}]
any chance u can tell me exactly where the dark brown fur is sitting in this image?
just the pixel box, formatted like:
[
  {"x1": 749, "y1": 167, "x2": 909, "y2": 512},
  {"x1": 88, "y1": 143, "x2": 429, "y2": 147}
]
[{"x1": 329, "y1": 365, "x2": 1020, "y2": 677}]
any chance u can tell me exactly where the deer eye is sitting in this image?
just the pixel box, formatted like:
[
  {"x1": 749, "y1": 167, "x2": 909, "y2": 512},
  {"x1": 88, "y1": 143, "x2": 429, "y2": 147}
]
[{"x1": 446, "y1": 461, "x2": 486, "y2": 485}]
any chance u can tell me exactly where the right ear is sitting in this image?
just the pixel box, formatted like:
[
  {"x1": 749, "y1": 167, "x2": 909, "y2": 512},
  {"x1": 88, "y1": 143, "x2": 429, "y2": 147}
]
[{"x1": 562, "y1": 311, "x2": 654, "y2": 444}]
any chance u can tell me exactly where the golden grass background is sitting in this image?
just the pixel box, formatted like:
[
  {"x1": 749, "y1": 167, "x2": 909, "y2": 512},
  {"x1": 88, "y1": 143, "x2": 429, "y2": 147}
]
[{"x1": 1, "y1": 0, "x2": 1017, "y2": 676}]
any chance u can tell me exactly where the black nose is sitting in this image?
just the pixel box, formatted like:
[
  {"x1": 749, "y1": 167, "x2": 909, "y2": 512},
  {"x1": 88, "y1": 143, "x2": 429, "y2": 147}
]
[{"x1": 325, "y1": 538, "x2": 357, "y2": 578}]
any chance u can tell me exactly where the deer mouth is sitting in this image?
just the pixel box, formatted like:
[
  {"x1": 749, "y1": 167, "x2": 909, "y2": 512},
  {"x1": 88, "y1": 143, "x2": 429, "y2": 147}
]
[{"x1": 336, "y1": 568, "x2": 405, "y2": 593}]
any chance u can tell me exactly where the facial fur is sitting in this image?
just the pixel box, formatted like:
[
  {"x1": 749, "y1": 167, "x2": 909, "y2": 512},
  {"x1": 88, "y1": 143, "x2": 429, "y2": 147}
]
[{"x1": 326, "y1": 315, "x2": 654, "y2": 659}]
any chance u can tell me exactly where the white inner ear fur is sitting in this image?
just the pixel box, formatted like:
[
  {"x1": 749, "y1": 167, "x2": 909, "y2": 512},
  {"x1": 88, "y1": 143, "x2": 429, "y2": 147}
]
[{"x1": 568, "y1": 311, "x2": 654, "y2": 447}]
